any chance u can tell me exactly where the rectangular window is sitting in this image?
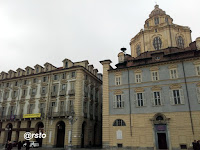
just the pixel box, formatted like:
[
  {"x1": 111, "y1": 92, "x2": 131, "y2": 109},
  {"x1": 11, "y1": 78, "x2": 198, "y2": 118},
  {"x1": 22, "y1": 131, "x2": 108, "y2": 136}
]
[
  {"x1": 70, "y1": 82, "x2": 75, "y2": 90},
  {"x1": 135, "y1": 73, "x2": 142, "y2": 83},
  {"x1": 15, "y1": 81, "x2": 18, "y2": 86},
  {"x1": 113, "y1": 95, "x2": 124, "y2": 108},
  {"x1": 32, "y1": 88, "x2": 36, "y2": 95},
  {"x1": 170, "y1": 89, "x2": 184, "y2": 105},
  {"x1": 51, "y1": 102, "x2": 56, "y2": 107},
  {"x1": 36, "y1": 67, "x2": 39, "y2": 73},
  {"x1": 115, "y1": 76, "x2": 121, "y2": 85},
  {"x1": 54, "y1": 75, "x2": 58, "y2": 80},
  {"x1": 62, "y1": 73, "x2": 66, "y2": 79},
  {"x1": 27, "y1": 69, "x2": 29, "y2": 75},
  {"x1": 43, "y1": 77, "x2": 47, "y2": 82},
  {"x1": 22, "y1": 89, "x2": 26, "y2": 96},
  {"x1": 173, "y1": 90, "x2": 181, "y2": 104},
  {"x1": 196, "y1": 65, "x2": 200, "y2": 76},
  {"x1": 152, "y1": 91, "x2": 162, "y2": 106},
  {"x1": 6, "y1": 83, "x2": 9, "y2": 87},
  {"x1": 136, "y1": 93, "x2": 144, "y2": 107},
  {"x1": 71, "y1": 72, "x2": 76, "y2": 78},
  {"x1": 170, "y1": 69, "x2": 178, "y2": 79},
  {"x1": 61, "y1": 84, "x2": 66, "y2": 90},
  {"x1": 42, "y1": 87, "x2": 46, "y2": 94},
  {"x1": 29, "y1": 104, "x2": 34, "y2": 114},
  {"x1": 53, "y1": 85, "x2": 57, "y2": 92},
  {"x1": 152, "y1": 71, "x2": 159, "y2": 81},
  {"x1": 24, "y1": 80, "x2": 27, "y2": 85}
]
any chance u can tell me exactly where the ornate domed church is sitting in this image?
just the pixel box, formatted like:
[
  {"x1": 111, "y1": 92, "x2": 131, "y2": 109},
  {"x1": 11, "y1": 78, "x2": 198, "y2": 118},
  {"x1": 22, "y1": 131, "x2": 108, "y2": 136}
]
[
  {"x1": 101, "y1": 5, "x2": 200, "y2": 150},
  {"x1": 130, "y1": 5, "x2": 192, "y2": 57}
]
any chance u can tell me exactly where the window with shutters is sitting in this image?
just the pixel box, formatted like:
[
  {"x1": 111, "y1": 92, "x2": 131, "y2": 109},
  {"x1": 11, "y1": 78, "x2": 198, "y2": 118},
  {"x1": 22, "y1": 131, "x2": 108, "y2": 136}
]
[
  {"x1": 135, "y1": 73, "x2": 142, "y2": 83},
  {"x1": 170, "y1": 89, "x2": 184, "y2": 105},
  {"x1": 152, "y1": 91, "x2": 162, "y2": 106},
  {"x1": 113, "y1": 95, "x2": 124, "y2": 108},
  {"x1": 135, "y1": 93, "x2": 146, "y2": 107},
  {"x1": 196, "y1": 87, "x2": 200, "y2": 103},
  {"x1": 113, "y1": 119, "x2": 126, "y2": 126},
  {"x1": 115, "y1": 76, "x2": 121, "y2": 85},
  {"x1": 151, "y1": 71, "x2": 159, "y2": 81},
  {"x1": 195, "y1": 65, "x2": 200, "y2": 76},
  {"x1": 12, "y1": 91, "x2": 18, "y2": 99},
  {"x1": 170, "y1": 69, "x2": 178, "y2": 79},
  {"x1": 61, "y1": 84, "x2": 66, "y2": 90}
]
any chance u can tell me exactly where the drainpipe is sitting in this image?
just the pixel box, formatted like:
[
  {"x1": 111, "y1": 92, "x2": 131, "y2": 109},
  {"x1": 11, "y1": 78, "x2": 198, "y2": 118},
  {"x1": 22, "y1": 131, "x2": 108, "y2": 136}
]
[
  {"x1": 181, "y1": 61, "x2": 194, "y2": 135},
  {"x1": 127, "y1": 69, "x2": 132, "y2": 136}
]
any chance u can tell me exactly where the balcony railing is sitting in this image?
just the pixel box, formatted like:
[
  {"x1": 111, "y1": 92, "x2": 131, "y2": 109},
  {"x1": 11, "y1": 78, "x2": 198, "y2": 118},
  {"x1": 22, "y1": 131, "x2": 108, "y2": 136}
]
[
  {"x1": 47, "y1": 111, "x2": 71, "y2": 118},
  {"x1": 59, "y1": 90, "x2": 66, "y2": 96},
  {"x1": 51, "y1": 91, "x2": 57, "y2": 97},
  {"x1": 68, "y1": 89, "x2": 75, "y2": 96}
]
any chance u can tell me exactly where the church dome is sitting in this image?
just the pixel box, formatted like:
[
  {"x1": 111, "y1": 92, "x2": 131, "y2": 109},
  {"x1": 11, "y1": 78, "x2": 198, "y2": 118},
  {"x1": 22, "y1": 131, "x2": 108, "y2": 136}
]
[{"x1": 149, "y1": 5, "x2": 166, "y2": 18}]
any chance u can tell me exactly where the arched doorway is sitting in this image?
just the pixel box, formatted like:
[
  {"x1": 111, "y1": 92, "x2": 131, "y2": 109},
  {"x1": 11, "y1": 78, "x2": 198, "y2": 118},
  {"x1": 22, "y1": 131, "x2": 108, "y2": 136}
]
[
  {"x1": 81, "y1": 121, "x2": 86, "y2": 148},
  {"x1": 4, "y1": 123, "x2": 13, "y2": 143},
  {"x1": 35, "y1": 122, "x2": 44, "y2": 147},
  {"x1": 56, "y1": 121, "x2": 65, "y2": 147}
]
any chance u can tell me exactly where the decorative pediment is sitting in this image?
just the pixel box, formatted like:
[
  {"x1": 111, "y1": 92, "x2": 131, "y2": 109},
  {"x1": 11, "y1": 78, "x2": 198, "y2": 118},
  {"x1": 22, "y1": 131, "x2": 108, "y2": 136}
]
[
  {"x1": 134, "y1": 87, "x2": 144, "y2": 92},
  {"x1": 193, "y1": 60, "x2": 200, "y2": 65},
  {"x1": 151, "y1": 86, "x2": 162, "y2": 91},
  {"x1": 115, "y1": 72, "x2": 122, "y2": 76},
  {"x1": 10, "y1": 100, "x2": 16, "y2": 106},
  {"x1": 29, "y1": 98, "x2": 35, "y2": 103},
  {"x1": 2, "y1": 101, "x2": 7, "y2": 106},
  {"x1": 134, "y1": 69, "x2": 142, "y2": 73},
  {"x1": 39, "y1": 97, "x2": 46, "y2": 102},
  {"x1": 168, "y1": 64, "x2": 178, "y2": 69},
  {"x1": 19, "y1": 99, "x2": 26, "y2": 104},
  {"x1": 150, "y1": 66, "x2": 159, "y2": 71},
  {"x1": 114, "y1": 90, "x2": 123, "y2": 95},
  {"x1": 169, "y1": 84, "x2": 182, "y2": 89},
  {"x1": 50, "y1": 98, "x2": 57, "y2": 102}
]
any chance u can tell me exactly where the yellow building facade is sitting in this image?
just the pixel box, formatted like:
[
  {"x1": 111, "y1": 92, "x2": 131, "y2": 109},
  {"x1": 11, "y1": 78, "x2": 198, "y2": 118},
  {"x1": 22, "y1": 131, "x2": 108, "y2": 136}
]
[{"x1": 0, "y1": 59, "x2": 102, "y2": 148}]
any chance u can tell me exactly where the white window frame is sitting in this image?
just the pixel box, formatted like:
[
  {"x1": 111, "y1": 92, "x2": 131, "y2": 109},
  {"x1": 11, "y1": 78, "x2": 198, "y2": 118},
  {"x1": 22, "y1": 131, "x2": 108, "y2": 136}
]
[
  {"x1": 152, "y1": 91, "x2": 162, "y2": 106},
  {"x1": 113, "y1": 95, "x2": 124, "y2": 108},
  {"x1": 195, "y1": 65, "x2": 200, "y2": 76},
  {"x1": 115, "y1": 76, "x2": 121, "y2": 85},
  {"x1": 196, "y1": 87, "x2": 200, "y2": 103},
  {"x1": 135, "y1": 73, "x2": 142, "y2": 83},
  {"x1": 170, "y1": 89, "x2": 184, "y2": 105},
  {"x1": 170, "y1": 68, "x2": 178, "y2": 79},
  {"x1": 151, "y1": 71, "x2": 159, "y2": 81},
  {"x1": 134, "y1": 92, "x2": 146, "y2": 107}
]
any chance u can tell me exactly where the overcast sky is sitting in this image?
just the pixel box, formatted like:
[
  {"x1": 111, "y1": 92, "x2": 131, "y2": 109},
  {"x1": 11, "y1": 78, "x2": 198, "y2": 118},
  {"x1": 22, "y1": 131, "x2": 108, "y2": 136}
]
[{"x1": 0, "y1": 0, "x2": 200, "y2": 74}]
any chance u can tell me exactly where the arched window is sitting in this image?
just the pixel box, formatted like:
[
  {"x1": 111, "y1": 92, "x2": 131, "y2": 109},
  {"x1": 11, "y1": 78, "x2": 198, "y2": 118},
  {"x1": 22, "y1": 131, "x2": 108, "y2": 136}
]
[
  {"x1": 153, "y1": 37, "x2": 162, "y2": 50},
  {"x1": 154, "y1": 17, "x2": 159, "y2": 25},
  {"x1": 113, "y1": 119, "x2": 126, "y2": 126},
  {"x1": 136, "y1": 45, "x2": 141, "y2": 56},
  {"x1": 177, "y1": 36, "x2": 184, "y2": 48}
]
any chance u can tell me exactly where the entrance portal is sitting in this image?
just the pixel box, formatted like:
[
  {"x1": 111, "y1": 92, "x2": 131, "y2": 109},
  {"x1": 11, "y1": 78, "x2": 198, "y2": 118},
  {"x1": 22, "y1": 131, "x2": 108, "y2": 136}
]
[
  {"x1": 157, "y1": 133, "x2": 167, "y2": 149},
  {"x1": 56, "y1": 121, "x2": 65, "y2": 147},
  {"x1": 35, "y1": 122, "x2": 44, "y2": 147},
  {"x1": 81, "y1": 122, "x2": 86, "y2": 148},
  {"x1": 6, "y1": 123, "x2": 13, "y2": 141}
]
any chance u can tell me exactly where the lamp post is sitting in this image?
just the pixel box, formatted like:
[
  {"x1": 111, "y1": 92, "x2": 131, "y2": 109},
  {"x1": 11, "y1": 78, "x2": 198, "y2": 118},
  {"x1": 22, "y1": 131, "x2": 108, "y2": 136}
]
[{"x1": 68, "y1": 110, "x2": 77, "y2": 149}]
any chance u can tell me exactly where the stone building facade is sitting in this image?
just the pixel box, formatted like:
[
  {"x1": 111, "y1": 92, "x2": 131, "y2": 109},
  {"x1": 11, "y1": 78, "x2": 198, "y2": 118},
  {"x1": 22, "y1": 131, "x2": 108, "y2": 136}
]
[
  {"x1": 101, "y1": 5, "x2": 200, "y2": 150},
  {"x1": 0, "y1": 59, "x2": 102, "y2": 148}
]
